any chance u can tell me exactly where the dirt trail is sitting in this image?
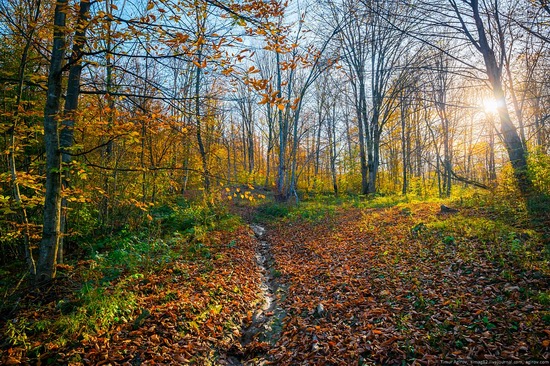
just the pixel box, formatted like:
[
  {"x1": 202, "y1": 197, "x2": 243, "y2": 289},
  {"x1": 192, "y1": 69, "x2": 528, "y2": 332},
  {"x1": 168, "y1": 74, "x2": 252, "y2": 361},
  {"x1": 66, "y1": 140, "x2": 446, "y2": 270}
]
[{"x1": 223, "y1": 224, "x2": 285, "y2": 365}]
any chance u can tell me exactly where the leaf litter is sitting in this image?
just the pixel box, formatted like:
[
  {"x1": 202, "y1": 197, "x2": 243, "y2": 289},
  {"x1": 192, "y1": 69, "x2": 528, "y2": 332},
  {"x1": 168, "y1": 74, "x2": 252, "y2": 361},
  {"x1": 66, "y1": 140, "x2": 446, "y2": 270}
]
[
  {"x1": 2, "y1": 202, "x2": 549, "y2": 364},
  {"x1": 264, "y1": 203, "x2": 549, "y2": 364}
]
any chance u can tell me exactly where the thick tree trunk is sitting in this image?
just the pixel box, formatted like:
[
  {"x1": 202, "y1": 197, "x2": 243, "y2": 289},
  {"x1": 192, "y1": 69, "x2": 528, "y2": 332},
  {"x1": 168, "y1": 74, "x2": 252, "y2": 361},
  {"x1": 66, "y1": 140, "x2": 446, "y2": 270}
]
[
  {"x1": 37, "y1": 0, "x2": 91, "y2": 281},
  {"x1": 36, "y1": 0, "x2": 68, "y2": 284},
  {"x1": 469, "y1": 0, "x2": 532, "y2": 194}
]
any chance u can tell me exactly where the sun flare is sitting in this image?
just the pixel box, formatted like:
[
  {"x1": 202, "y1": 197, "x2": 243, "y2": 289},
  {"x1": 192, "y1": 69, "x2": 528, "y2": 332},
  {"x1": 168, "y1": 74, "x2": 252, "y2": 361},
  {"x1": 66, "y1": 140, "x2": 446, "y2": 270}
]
[{"x1": 482, "y1": 98, "x2": 500, "y2": 114}]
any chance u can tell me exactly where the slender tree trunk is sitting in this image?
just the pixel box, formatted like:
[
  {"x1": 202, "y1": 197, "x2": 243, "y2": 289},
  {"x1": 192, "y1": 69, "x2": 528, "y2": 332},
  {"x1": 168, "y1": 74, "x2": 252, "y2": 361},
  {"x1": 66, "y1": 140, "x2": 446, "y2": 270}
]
[
  {"x1": 328, "y1": 102, "x2": 338, "y2": 196},
  {"x1": 102, "y1": 0, "x2": 115, "y2": 228},
  {"x1": 436, "y1": 151, "x2": 442, "y2": 197},
  {"x1": 367, "y1": 133, "x2": 380, "y2": 194},
  {"x1": 247, "y1": 101, "x2": 254, "y2": 174},
  {"x1": 344, "y1": 110, "x2": 353, "y2": 166},
  {"x1": 141, "y1": 56, "x2": 149, "y2": 203},
  {"x1": 232, "y1": 123, "x2": 237, "y2": 180},
  {"x1": 265, "y1": 104, "x2": 273, "y2": 188},
  {"x1": 314, "y1": 112, "x2": 323, "y2": 177},
  {"x1": 488, "y1": 117, "x2": 497, "y2": 182},
  {"x1": 195, "y1": 51, "x2": 210, "y2": 192},
  {"x1": 58, "y1": 0, "x2": 91, "y2": 263},
  {"x1": 366, "y1": 105, "x2": 379, "y2": 194},
  {"x1": 10, "y1": 0, "x2": 41, "y2": 275},
  {"x1": 356, "y1": 79, "x2": 369, "y2": 195},
  {"x1": 443, "y1": 117, "x2": 452, "y2": 197},
  {"x1": 275, "y1": 51, "x2": 287, "y2": 199},
  {"x1": 226, "y1": 138, "x2": 231, "y2": 183},
  {"x1": 288, "y1": 95, "x2": 304, "y2": 201},
  {"x1": 400, "y1": 99, "x2": 408, "y2": 195},
  {"x1": 243, "y1": 127, "x2": 247, "y2": 173}
]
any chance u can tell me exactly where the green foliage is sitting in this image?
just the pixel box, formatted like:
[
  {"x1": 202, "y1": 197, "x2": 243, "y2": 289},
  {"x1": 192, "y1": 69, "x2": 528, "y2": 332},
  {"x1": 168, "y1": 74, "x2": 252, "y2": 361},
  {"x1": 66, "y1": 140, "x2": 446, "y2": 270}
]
[
  {"x1": 186, "y1": 242, "x2": 212, "y2": 259},
  {"x1": 426, "y1": 214, "x2": 547, "y2": 271},
  {"x1": 160, "y1": 199, "x2": 242, "y2": 240},
  {"x1": 254, "y1": 193, "x2": 449, "y2": 225},
  {"x1": 455, "y1": 189, "x2": 528, "y2": 225},
  {"x1": 5, "y1": 280, "x2": 137, "y2": 349},
  {"x1": 536, "y1": 291, "x2": 550, "y2": 306},
  {"x1": 88, "y1": 229, "x2": 179, "y2": 280},
  {"x1": 254, "y1": 199, "x2": 336, "y2": 223},
  {"x1": 529, "y1": 149, "x2": 550, "y2": 195},
  {"x1": 2, "y1": 197, "x2": 245, "y2": 353},
  {"x1": 79, "y1": 198, "x2": 244, "y2": 283},
  {"x1": 352, "y1": 193, "x2": 443, "y2": 210},
  {"x1": 288, "y1": 201, "x2": 336, "y2": 222},
  {"x1": 443, "y1": 235, "x2": 455, "y2": 245},
  {"x1": 55, "y1": 282, "x2": 136, "y2": 342},
  {"x1": 71, "y1": 203, "x2": 100, "y2": 238},
  {"x1": 254, "y1": 202, "x2": 291, "y2": 222},
  {"x1": 5, "y1": 318, "x2": 30, "y2": 348}
]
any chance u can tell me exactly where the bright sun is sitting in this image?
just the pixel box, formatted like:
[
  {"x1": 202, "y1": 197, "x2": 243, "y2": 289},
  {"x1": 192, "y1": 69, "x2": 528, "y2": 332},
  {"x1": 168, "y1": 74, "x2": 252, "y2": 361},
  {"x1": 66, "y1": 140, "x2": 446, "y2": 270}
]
[{"x1": 482, "y1": 98, "x2": 500, "y2": 114}]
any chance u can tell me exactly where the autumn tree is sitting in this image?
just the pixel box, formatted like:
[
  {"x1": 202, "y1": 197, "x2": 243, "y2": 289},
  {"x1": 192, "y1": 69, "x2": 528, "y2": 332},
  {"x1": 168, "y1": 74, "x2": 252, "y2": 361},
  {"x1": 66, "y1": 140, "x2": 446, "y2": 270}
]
[{"x1": 446, "y1": 0, "x2": 532, "y2": 194}]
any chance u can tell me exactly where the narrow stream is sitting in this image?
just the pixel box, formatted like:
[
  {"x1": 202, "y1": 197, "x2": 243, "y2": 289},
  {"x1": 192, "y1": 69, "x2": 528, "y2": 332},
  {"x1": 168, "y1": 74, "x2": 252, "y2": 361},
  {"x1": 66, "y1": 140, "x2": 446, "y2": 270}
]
[
  {"x1": 224, "y1": 224, "x2": 282, "y2": 365},
  {"x1": 249, "y1": 224, "x2": 275, "y2": 322}
]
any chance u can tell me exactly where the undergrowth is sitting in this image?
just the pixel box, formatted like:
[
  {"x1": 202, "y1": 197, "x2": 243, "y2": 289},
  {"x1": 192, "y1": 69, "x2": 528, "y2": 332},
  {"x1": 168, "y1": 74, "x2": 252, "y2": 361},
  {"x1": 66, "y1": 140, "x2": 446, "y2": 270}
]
[
  {"x1": 255, "y1": 188, "x2": 549, "y2": 274},
  {"x1": 0, "y1": 197, "x2": 244, "y2": 355},
  {"x1": 2, "y1": 184, "x2": 548, "y2": 361}
]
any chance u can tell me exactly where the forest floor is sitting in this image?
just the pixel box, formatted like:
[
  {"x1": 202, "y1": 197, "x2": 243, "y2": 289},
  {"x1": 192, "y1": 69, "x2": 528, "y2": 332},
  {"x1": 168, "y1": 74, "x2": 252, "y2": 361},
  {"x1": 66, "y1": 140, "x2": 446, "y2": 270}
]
[
  {"x1": 1, "y1": 196, "x2": 549, "y2": 364},
  {"x1": 258, "y1": 202, "x2": 549, "y2": 363}
]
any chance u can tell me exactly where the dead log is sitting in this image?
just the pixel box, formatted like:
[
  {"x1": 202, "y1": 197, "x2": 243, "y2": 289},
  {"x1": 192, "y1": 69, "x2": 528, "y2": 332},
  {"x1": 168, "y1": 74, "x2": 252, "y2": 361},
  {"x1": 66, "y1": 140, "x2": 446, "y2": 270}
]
[{"x1": 440, "y1": 205, "x2": 459, "y2": 214}]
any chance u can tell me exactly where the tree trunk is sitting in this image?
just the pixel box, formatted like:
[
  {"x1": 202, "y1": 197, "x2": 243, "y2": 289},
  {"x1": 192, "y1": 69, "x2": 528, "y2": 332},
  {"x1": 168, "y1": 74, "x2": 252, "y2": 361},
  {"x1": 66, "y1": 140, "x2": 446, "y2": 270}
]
[
  {"x1": 265, "y1": 103, "x2": 273, "y2": 188},
  {"x1": 36, "y1": 0, "x2": 68, "y2": 284},
  {"x1": 10, "y1": 0, "x2": 41, "y2": 275},
  {"x1": 443, "y1": 117, "x2": 452, "y2": 197},
  {"x1": 356, "y1": 79, "x2": 369, "y2": 195},
  {"x1": 367, "y1": 135, "x2": 379, "y2": 194},
  {"x1": 275, "y1": 51, "x2": 287, "y2": 199},
  {"x1": 400, "y1": 96, "x2": 408, "y2": 195},
  {"x1": 468, "y1": 0, "x2": 532, "y2": 194},
  {"x1": 195, "y1": 51, "x2": 210, "y2": 192},
  {"x1": 488, "y1": 118, "x2": 497, "y2": 182},
  {"x1": 59, "y1": 0, "x2": 91, "y2": 264},
  {"x1": 328, "y1": 102, "x2": 338, "y2": 196},
  {"x1": 314, "y1": 111, "x2": 323, "y2": 177}
]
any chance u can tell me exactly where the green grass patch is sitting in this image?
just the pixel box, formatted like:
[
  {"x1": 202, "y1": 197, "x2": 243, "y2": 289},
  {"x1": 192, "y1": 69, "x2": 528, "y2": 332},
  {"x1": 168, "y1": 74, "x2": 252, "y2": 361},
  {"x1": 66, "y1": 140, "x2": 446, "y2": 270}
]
[
  {"x1": 5, "y1": 278, "x2": 137, "y2": 350},
  {"x1": 425, "y1": 214, "x2": 547, "y2": 271},
  {"x1": 253, "y1": 193, "x2": 442, "y2": 224}
]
